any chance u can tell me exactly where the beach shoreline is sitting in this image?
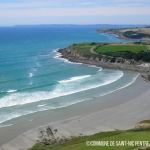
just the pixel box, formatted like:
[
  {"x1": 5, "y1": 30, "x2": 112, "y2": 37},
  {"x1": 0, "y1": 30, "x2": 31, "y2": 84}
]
[
  {"x1": 1, "y1": 71, "x2": 150, "y2": 149},
  {"x1": 1, "y1": 25, "x2": 150, "y2": 150},
  {"x1": 1, "y1": 46, "x2": 150, "y2": 149}
]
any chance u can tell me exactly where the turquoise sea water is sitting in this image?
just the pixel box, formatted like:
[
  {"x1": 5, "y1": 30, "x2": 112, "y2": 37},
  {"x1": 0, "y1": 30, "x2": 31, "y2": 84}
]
[{"x1": 0, "y1": 25, "x2": 142, "y2": 127}]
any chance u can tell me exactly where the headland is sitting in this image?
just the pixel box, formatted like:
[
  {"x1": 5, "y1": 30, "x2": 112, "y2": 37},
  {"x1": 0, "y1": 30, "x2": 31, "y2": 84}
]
[
  {"x1": 58, "y1": 42, "x2": 150, "y2": 73},
  {"x1": 96, "y1": 27, "x2": 150, "y2": 42}
]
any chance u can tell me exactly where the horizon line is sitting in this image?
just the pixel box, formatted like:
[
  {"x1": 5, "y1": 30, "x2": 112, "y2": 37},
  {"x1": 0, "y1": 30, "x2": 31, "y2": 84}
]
[{"x1": 0, "y1": 24, "x2": 150, "y2": 27}]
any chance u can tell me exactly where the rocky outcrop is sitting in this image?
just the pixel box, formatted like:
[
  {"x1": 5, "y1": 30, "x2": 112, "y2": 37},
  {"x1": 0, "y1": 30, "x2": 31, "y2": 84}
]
[
  {"x1": 135, "y1": 120, "x2": 150, "y2": 129},
  {"x1": 37, "y1": 126, "x2": 76, "y2": 145},
  {"x1": 58, "y1": 48, "x2": 150, "y2": 73},
  {"x1": 141, "y1": 74, "x2": 150, "y2": 82}
]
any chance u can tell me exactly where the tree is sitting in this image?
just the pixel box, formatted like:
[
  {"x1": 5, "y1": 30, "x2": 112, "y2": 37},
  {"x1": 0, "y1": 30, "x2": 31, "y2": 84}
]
[{"x1": 91, "y1": 42, "x2": 96, "y2": 46}]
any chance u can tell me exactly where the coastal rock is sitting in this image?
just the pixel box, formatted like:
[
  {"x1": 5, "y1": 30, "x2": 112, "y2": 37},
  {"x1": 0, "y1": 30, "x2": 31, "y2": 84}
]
[
  {"x1": 90, "y1": 57, "x2": 95, "y2": 60},
  {"x1": 37, "y1": 125, "x2": 75, "y2": 146},
  {"x1": 95, "y1": 57, "x2": 100, "y2": 61},
  {"x1": 58, "y1": 48, "x2": 150, "y2": 73},
  {"x1": 147, "y1": 75, "x2": 150, "y2": 81},
  {"x1": 134, "y1": 120, "x2": 150, "y2": 129},
  {"x1": 141, "y1": 74, "x2": 150, "y2": 82}
]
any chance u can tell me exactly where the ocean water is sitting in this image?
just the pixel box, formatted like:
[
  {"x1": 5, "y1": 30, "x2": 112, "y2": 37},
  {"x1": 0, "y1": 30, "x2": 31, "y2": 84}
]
[{"x1": 0, "y1": 25, "x2": 141, "y2": 127}]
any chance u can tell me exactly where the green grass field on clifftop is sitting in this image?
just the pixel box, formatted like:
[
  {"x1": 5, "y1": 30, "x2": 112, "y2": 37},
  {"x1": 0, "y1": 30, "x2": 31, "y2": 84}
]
[{"x1": 96, "y1": 45, "x2": 147, "y2": 53}]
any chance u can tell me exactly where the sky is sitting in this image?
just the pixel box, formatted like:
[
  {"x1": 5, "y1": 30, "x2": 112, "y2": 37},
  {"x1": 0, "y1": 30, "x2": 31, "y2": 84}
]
[{"x1": 0, "y1": 0, "x2": 150, "y2": 26}]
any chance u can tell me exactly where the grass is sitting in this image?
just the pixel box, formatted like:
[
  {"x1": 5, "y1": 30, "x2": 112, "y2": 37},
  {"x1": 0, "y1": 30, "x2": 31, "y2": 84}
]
[
  {"x1": 68, "y1": 43, "x2": 105, "y2": 58},
  {"x1": 29, "y1": 129, "x2": 150, "y2": 150},
  {"x1": 96, "y1": 45, "x2": 147, "y2": 53},
  {"x1": 66, "y1": 43, "x2": 150, "y2": 62}
]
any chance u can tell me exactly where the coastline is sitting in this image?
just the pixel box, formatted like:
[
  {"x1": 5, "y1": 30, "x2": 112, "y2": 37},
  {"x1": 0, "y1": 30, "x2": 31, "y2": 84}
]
[
  {"x1": 1, "y1": 47, "x2": 150, "y2": 149},
  {"x1": 0, "y1": 25, "x2": 150, "y2": 150},
  {"x1": 96, "y1": 30, "x2": 150, "y2": 42},
  {"x1": 58, "y1": 48, "x2": 150, "y2": 73},
  {"x1": 1, "y1": 73, "x2": 150, "y2": 149}
]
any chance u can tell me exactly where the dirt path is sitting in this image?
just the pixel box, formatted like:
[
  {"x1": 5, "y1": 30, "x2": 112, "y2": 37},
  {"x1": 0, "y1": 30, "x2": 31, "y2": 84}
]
[{"x1": 90, "y1": 47, "x2": 98, "y2": 54}]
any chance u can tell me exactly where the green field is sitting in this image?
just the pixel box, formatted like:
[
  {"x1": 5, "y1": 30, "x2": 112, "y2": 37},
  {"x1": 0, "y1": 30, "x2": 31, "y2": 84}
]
[
  {"x1": 29, "y1": 129, "x2": 150, "y2": 150},
  {"x1": 68, "y1": 43, "x2": 104, "y2": 58},
  {"x1": 96, "y1": 45, "x2": 147, "y2": 53},
  {"x1": 66, "y1": 43, "x2": 150, "y2": 62}
]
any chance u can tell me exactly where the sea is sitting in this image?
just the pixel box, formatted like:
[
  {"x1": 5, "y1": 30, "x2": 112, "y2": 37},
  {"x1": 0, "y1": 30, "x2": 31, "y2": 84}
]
[{"x1": 0, "y1": 25, "x2": 144, "y2": 127}]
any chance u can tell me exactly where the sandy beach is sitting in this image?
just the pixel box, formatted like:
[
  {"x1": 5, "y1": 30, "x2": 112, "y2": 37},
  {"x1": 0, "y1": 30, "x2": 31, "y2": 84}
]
[{"x1": 0, "y1": 73, "x2": 150, "y2": 149}]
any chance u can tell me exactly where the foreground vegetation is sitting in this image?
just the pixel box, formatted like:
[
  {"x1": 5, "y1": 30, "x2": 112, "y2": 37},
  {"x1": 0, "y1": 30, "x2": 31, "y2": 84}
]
[{"x1": 29, "y1": 128, "x2": 150, "y2": 150}]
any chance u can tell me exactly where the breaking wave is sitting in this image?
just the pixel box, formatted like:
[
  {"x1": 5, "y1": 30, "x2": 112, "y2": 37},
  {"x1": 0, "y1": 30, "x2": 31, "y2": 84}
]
[
  {"x1": 0, "y1": 70, "x2": 124, "y2": 109},
  {"x1": 58, "y1": 75, "x2": 91, "y2": 83}
]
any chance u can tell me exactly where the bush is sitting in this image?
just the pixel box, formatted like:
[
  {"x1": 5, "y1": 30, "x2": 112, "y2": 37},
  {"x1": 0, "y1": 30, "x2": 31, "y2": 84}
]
[
  {"x1": 110, "y1": 57, "x2": 116, "y2": 62},
  {"x1": 91, "y1": 42, "x2": 96, "y2": 46}
]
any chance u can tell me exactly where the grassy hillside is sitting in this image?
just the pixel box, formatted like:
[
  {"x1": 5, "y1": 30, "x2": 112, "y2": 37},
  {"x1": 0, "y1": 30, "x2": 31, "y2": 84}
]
[
  {"x1": 96, "y1": 45, "x2": 147, "y2": 53},
  {"x1": 67, "y1": 42, "x2": 104, "y2": 58},
  {"x1": 29, "y1": 129, "x2": 150, "y2": 150},
  {"x1": 95, "y1": 44, "x2": 150, "y2": 62},
  {"x1": 66, "y1": 43, "x2": 150, "y2": 62}
]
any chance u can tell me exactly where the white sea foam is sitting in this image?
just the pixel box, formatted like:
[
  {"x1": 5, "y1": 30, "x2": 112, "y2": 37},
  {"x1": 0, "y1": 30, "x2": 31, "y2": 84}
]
[
  {"x1": 37, "y1": 104, "x2": 47, "y2": 107},
  {"x1": 53, "y1": 50, "x2": 82, "y2": 65},
  {"x1": 29, "y1": 73, "x2": 33, "y2": 78},
  {"x1": 98, "y1": 68, "x2": 102, "y2": 72},
  {"x1": 87, "y1": 65, "x2": 102, "y2": 72},
  {"x1": 31, "y1": 68, "x2": 37, "y2": 72},
  {"x1": 95, "y1": 73, "x2": 140, "y2": 98},
  {"x1": 0, "y1": 98, "x2": 90, "y2": 126},
  {"x1": 88, "y1": 65, "x2": 98, "y2": 68},
  {"x1": 58, "y1": 75, "x2": 91, "y2": 83},
  {"x1": 38, "y1": 98, "x2": 93, "y2": 112},
  {"x1": 7, "y1": 90, "x2": 17, "y2": 93},
  {"x1": 36, "y1": 62, "x2": 41, "y2": 67},
  {"x1": 53, "y1": 49, "x2": 59, "y2": 53},
  {"x1": 0, "y1": 110, "x2": 36, "y2": 125},
  {"x1": 0, "y1": 71, "x2": 124, "y2": 109},
  {"x1": 0, "y1": 73, "x2": 140, "y2": 125},
  {"x1": 0, "y1": 124, "x2": 13, "y2": 128},
  {"x1": 30, "y1": 82, "x2": 33, "y2": 85},
  {"x1": 54, "y1": 53, "x2": 62, "y2": 59}
]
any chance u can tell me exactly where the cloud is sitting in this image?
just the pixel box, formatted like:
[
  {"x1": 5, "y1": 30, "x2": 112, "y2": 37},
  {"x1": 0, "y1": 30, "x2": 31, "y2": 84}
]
[
  {"x1": 0, "y1": 0, "x2": 149, "y2": 10},
  {"x1": 0, "y1": 6, "x2": 149, "y2": 18},
  {"x1": 0, "y1": 1, "x2": 63, "y2": 9}
]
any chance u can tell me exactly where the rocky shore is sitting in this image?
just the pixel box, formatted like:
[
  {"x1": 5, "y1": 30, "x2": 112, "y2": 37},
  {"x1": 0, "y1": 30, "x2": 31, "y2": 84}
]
[
  {"x1": 135, "y1": 120, "x2": 150, "y2": 130},
  {"x1": 58, "y1": 48, "x2": 150, "y2": 73}
]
